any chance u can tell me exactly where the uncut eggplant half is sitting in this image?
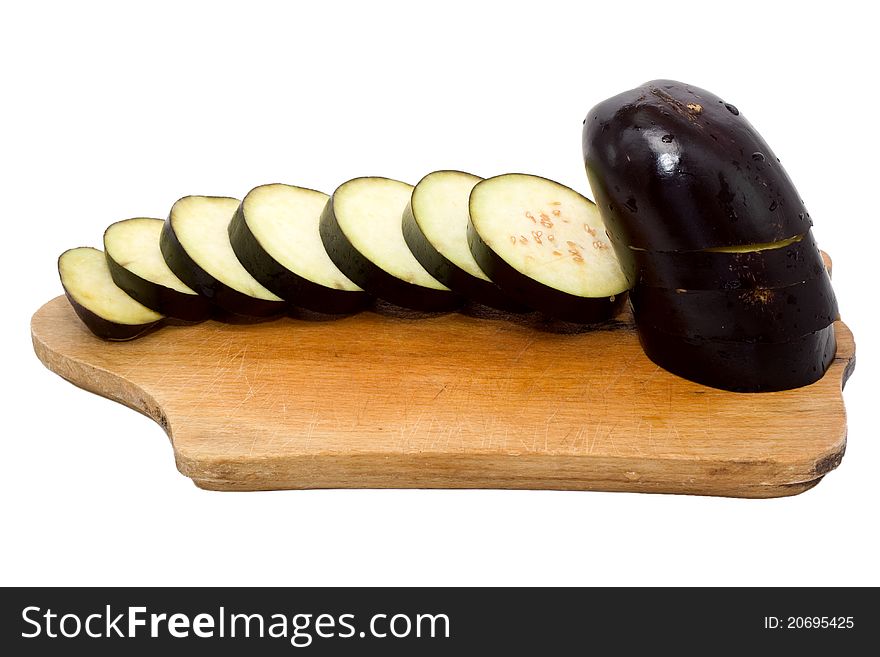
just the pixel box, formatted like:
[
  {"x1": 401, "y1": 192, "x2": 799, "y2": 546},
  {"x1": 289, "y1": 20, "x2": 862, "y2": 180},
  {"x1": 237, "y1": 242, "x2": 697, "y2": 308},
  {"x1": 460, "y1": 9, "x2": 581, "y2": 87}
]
[
  {"x1": 229, "y1": 184, "x2": 370, "y2": 314},
  {"x1": 160, "y1": 196, "x2": 286, "y2": 318},
  {"x1": 104, "y1": 218, "x2": 211, "y2": 321},
  {"x1": 638, "y1": 322, "x2": 837, "y2": 393},
  {"x1": 402, "y1": 170, "x2": 524, "y2": 312},
  {"x1": 319, "y1": 177, "x2": 461, "y2": 312},
  {"x1": 626, "y1": 232, "x2": 827, "y2": 291},
  {"x1": 583, "y1": 79, "x2": 814, "y2": 252},
  {"x1": 467, "y1": 173, "x2": 629, "y2": 323},
  {"x1": 631, "y1": 270, "x2": 838, "y2": 342},
  {"x1": 59, "y1": 247, "x2": 164, "y2": 341}
]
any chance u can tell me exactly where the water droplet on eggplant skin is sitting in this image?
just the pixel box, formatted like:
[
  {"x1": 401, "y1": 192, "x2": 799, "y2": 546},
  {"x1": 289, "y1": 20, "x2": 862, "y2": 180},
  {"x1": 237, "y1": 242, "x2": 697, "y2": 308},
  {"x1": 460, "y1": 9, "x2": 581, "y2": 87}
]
[{"x1": 752, "y1": 152, "x2": 765, "y2": 162}]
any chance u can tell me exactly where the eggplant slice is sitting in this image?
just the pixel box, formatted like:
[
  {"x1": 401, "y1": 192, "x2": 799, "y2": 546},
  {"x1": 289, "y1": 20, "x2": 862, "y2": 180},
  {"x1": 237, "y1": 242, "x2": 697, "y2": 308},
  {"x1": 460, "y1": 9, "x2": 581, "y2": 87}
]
[
  {"x1": 229, "y1": 184, "x2": 369, "y2": 314},
  {"x1": 467, "y1": 173, "x2": 629, "y2": 323},
  {"x1": 59, "y1": 247, "x2": 163, "y2": 340},
  {"x1": 104, "y1": 218, "x2": 211, "y2": 321},
  {"x1": 627, "y1": 233, "x2": 827, "y2": 290},
  {"x1": 637, "y1": 322, "x2": 837, "y2": 393},
  {"x1": 320, "y1": 177, "x2": 461, "y2": 312},
  {"x1": 402, "y1": 170, "x2": 524, "y2": 311},
  {"x1": 631, "y1": 270, "x2": 838, "y2": 342},
  {"x1": 583, "y1": 80, "x2": 813, "y2": 252},
  {"x1": 160, "y1": 196, "x2": 286, "y2": 318}
]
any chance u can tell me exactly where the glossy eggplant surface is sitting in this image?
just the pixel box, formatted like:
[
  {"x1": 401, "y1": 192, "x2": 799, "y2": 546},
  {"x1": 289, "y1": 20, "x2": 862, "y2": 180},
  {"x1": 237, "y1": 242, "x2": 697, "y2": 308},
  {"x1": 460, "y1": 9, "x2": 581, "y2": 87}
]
[
  {"x1": 638, "y1": 322, "x2": 836, "y2": 392},
  {"x1": 626, "y1": 233, "x2": 826, "y2": 290},
  {"x1": 631, "y1": 270, "x2": 838, "y2": 342},
  {"x1": 583, "y1": 79, "x2": 813, "y2": 252}
]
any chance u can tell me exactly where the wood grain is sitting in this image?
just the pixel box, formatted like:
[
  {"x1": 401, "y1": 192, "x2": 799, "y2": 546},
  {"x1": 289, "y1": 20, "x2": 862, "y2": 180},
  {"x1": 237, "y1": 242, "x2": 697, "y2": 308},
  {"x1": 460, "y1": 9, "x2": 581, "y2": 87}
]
[{"x1": 31, "y1": 282, "x2": 854, "y2": 498}]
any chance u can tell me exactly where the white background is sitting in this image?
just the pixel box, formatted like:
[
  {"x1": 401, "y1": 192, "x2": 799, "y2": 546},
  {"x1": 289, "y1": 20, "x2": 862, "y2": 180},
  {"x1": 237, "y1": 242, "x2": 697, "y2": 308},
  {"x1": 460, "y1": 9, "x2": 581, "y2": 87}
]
[{"x1": 2, "y1": 1, "x2": 877, "y2": 586}]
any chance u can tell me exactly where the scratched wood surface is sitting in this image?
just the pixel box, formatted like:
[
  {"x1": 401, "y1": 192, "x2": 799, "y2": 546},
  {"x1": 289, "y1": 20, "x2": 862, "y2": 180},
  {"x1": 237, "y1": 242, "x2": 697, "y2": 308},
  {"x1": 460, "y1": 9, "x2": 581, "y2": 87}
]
[{"x1": 31, "y1": 278, "x2": 855, "y2": 497}]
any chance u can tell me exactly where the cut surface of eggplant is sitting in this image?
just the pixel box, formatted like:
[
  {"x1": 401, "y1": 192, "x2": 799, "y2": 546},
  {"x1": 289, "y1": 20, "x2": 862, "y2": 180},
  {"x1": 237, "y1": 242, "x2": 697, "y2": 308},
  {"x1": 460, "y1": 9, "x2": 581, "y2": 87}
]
[
  {"x1": 229, "y1": 184, "x2": 369, "y2": 314},
  {"x1": 319, "y1": 177, "x2": 461, "y2": 312},
  {"x1": 59, "y1": 247, "x2": 163, "y2": 340},
  {"x1": 630, "y1": 270, "x2": 838, "y2": 342},
  {"x1": 637, "y1": 322, "x2": 837, "y2": 392},
  {"x1": 402, "y1": 170, "x2": 523, "y2": 311},
  {"x1": 161, "y1": 196, "x2": 286, "y2": 317},
  {"x1": 583, "y1": 79, "x2": 814, "y2": 251},
  {"x1": 467, "y1": 173, "x2": 629, "y2": 323},
  {"x1": 104, "y1": 218, "x2": 211, "y2": 321},
  {"x1": 626, "y1": 232, "x2": 826, "y2": 290}
]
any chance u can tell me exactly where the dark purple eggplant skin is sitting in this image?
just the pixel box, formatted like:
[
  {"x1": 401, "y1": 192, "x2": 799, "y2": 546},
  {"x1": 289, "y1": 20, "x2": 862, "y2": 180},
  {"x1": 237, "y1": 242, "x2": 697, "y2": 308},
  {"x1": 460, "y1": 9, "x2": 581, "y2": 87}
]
[
  {"x1": 228, "y1": 202, "x2": 371, "y2": 315},
  {"x1": 631, "y1": 270, "x2": 838, "y2": 342},
  {"x1": 627, "y1": 231, "x2": 827, "y2": 291},
  {"x1": 466, "y1": 220, "x2": 626, "y2": 324},
  {"x1": 401, "y1": 200, "x2": 526, "y2": 312},
  {"x1": 583, "y1": 80, "x2": 813, "y2": 252},
  {"x1": 159, "y1": 216, "x2": 287, "y2": 318},
  {"x1": 319, "y1": 190, "x2": 462, "y2": 313},
  {"x1": 61, "y1": 290, "x2": 161, "y2": 341},
  {"x1": 638, "y1": 322, "x2": 837, "y2": 392},
  {"x1": 104, "y1": 250, "x2": 212, "y2": 322}
]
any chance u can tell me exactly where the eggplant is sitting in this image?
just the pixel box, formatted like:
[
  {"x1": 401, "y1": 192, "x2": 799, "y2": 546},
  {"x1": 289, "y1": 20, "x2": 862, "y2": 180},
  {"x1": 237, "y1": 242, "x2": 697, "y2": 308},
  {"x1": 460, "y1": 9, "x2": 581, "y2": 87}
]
[
  {"x1": 160, "y1": 195, "x2": 286, "y2": 318},
  {"x1": 103, "y1": 218, "x2": 212, "y2": 321},
  {"x1": 638, "y1": 322, "x2": 837, "y2": 392},
  {"x1": 402, "y1": 170, "x2": 524, "y2": 311},
  {"x1": 59, "y1": 247, "x2": 163, "y2": 340},
  {"x1": 584, "y1": 80, "x2": 839, "y2": 391},
  {"x1": 319, "y1": 177, "x2": 461, "y2": 312},
  {"x1": 467, "y1": 173, "x2": 629, "y2": 323},
  {"x1": 631, "y1": 270, "x2": 838, "y2": 342},
  {"x1": 229, "y1": 184, "x2": 370, "y2": 314},
  {"x1": 626, "y1": 233, "x2": 826, "y2": 290},
  {"x1": 583, "y1": 79, "x2": 813, "y2": 252}
]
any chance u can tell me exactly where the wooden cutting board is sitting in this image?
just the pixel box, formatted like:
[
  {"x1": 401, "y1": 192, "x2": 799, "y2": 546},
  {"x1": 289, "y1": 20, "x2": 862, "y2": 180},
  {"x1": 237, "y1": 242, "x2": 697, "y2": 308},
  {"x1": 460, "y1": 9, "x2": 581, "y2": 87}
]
[{"x1": 31, "y1": 280, "x2": 855, "y2": 498}]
